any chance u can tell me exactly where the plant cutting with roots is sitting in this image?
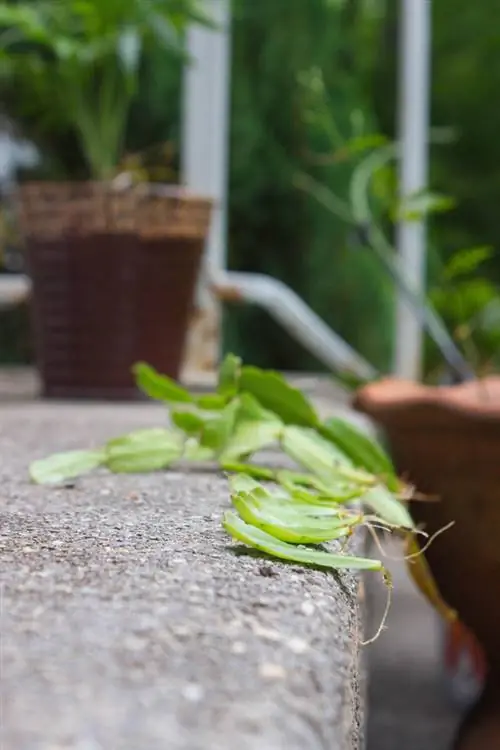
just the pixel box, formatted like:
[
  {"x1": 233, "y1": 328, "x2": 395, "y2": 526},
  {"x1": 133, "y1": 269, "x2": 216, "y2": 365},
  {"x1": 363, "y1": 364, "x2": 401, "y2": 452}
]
[{"x1": 30, "y1": 354, "x2": 450, "y2": 645}]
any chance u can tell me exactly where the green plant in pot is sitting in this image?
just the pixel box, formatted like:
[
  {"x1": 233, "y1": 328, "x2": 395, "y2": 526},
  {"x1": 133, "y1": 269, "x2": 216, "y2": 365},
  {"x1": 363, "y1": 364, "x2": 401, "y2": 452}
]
[
  {"x1": 298, "y1": 127, "x2": 500, "y2": 748},
  {"x1": 0, "y1": 0, "x2": 213, "y2": 399}
]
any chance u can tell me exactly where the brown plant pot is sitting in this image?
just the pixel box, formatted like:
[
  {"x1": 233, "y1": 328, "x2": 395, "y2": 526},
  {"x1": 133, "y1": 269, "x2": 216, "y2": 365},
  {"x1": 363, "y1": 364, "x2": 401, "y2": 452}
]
[
  {"x1": 18, "y1": 182, "x2": 212, "y2": 400},
  {"x1": 354, "y1": 378, "x2": 500, "y2": 678}
]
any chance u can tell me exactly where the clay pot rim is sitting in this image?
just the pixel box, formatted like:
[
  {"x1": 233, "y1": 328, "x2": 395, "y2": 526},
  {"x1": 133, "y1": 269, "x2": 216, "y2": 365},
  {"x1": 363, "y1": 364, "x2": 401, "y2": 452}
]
[{"x1": 354, "y1": 376, "x2": 500, "y2": 421}]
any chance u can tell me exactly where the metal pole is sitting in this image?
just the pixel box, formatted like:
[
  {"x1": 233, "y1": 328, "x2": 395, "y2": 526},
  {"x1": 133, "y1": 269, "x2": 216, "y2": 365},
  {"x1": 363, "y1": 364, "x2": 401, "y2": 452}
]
[
  {"x1": 394, "y1": 0, "x2": 431, "y2": 380},
  {"x1": 181, "y1": 0, "x2": 231, "y2": 371},
  {"x1": 211, "y1": 271, "x2": 378, "y2": 380}
]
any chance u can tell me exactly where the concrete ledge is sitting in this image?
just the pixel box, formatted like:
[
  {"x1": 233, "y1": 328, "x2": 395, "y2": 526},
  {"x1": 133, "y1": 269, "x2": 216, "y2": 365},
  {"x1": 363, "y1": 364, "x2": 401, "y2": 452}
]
[{"x1": 1, "y1": 404, "x2": 365, "y2": 750}]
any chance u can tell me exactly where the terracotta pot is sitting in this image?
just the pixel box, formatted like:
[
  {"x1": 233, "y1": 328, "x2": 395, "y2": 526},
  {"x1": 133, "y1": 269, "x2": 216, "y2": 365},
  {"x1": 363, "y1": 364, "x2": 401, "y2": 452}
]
[
  {"x1": 354, "y1": 378, "x2": 500, "y2": 675},
  {"x1": 18, "y1": 182, "x2": 212, "y2": 399}
]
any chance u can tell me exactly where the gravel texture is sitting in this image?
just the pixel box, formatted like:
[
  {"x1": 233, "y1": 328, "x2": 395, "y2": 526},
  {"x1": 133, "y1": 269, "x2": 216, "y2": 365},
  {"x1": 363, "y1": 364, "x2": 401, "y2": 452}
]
[{"x1": 0, "y1": 402, "x2": 365, "y2": 750}]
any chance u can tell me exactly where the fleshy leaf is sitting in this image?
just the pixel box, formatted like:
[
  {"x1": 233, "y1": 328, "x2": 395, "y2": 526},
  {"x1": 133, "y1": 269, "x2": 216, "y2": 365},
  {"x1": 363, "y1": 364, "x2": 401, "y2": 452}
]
[
  {"x1": 106, "y1": 428, "x2": 183, "y2": 473},
  {"x1": 281, "y1": 425, "x2": 352, "y2": 482},
  {"x1": 199, "y1": 399, "x2": 239, "y2": 453},
  {"x1": 239, "y1": 366, "x2": 318, "y2": 426},
  {"x1": 221, "y1": 462, "x2": 276, "y2": 481},
  {"x1": 220, "y1": 420, "x2": 282, "y2": 461},
  {"x1": 236, "y1": 392, "x2": 281, "y2": 424},
  {"x1": 321, "y1": 417, "x2": 398, "y2": 490},
  {"x1": 30, "y1": 449, "x2": 105, "y2": 485},
  {"x1": 275, "y1": 469, "x2": 332, "y2": 494},
  {"x1": 223, "y1": 511, "x2": 383, "y2": 571},
  {"x1": 133, "y1": 362, "x2": 192, "y2": 403},
  {"x1": 280, "y1": 482, "x2": 361, "y2": 506},
  {"x1": 228, "y1": 474, "x2": 262, "y2": 494},
  {"x1": 218, "y1": 353, "x2": 242, "y2": 397},
  {"x1": 361, "y1": 485, "x2": 415, "y2": 529},
  {"x1": 183, "y1": 438, "x2": 215, "y2": 462},
  {"x1": 233, "y1": 494, "x2": 351, "y2": 544},
  {"x1": 232, "y1": 490, "x2": 360, "y2": 544},
  {"x1": 195, "y1": 394, "x2": 228, "y2": 410},
  {"x1": 171, "y1": 410, "x2": 205, "y2": 434}
]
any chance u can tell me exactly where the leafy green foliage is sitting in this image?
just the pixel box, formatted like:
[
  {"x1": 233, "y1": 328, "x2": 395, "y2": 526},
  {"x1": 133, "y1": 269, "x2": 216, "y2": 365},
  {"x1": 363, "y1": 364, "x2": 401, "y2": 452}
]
[
  {"x1": 133, "y1": 362, "x2": 193, "y2": 403},
  {"x1": 30, "y1": 449, "x2": 105, "y2": 484},
  {"x1": 105, "y1": 427, "x2": 183, "y2": 473},
  {"x1": 225, "y1": 0, "x2": 393, "y2": 373},
  {"x1": 281, "y1": 425, "x2": 352, "y2": 481},
  {"x1": 239, "y1": 366, "x2": 318, "y2": 426},
  {"x1": 394, "y1": 191, "x2": 456, "y2": 223},
  {"x1": 427, "y1": 246, "x2": 500, "y2": 378},
  {"x1": 217, "y1": 353, "x2": 242, "y2": 397},
  {"x1": 223, "y1": 511, "x2": 384, "y2": 572},
  {"x1": 443, "y1": 247, "x2": 494, "y2": 281},
  {"x1": 365, "y1": 0, "x2": 500, "y2": 380},
  {"x1": 0, "y1": 0, "x2": 209, "y2": 178},
  {"x1": 29, "y1": 355, "x2": 417, "y2": 577},
  {"x1": 320, "y1": 416, "x2": 396, "y2": 486}
]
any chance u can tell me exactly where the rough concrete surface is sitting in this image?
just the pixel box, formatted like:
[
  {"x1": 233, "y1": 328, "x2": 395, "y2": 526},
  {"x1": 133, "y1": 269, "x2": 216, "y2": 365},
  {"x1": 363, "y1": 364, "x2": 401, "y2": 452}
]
[{"x1": 0, "y1": 402, "x2": 365, "y2": 750}]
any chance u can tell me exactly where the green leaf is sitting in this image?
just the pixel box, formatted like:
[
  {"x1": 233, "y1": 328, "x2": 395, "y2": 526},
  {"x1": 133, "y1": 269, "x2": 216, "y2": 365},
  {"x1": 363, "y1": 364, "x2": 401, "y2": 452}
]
[
  {"x1": 395, "y1": 191, "x2": 456, "y2": 222},
  {"x1": 30, "y1": 449, "x2": 105, "y2": 485},
  {"x1": 183, "y1": 438, "x2": 215, "y2": 462},
  {"x1": 232, "y1": 492, "x2": 352, "y2": 544},
  {"x1": 195, "y1": 394, "x2": 228, "y2": 410},
  {"x1": 281, "y1": 425, "x2": 352, "y2": 481},
  {"x1": 228, "y1": 474, "x2": 263, "y2": 494},
  {"x1": 343, "y1": 133, "x2": 389, "y2": 156},
  {"x1": 228, "y1": 474, "x2": 290, "y2": 502},
  {"x1": 361, "y1": 486, "x2": 414, "y2": 529},
  {"x1": 443, "y1": 246, "x2": 494, "y2": 281},
  {"x1": 133, "y1": 362, "x2": 193, "y2": 403},
  {"x1": 320, "y1": 417, "x2": 397, "y2": 488},
  {"x1": 217, "y1": 353, "x2": 242, "y2": 397},
  {"x1": 219, "y1": 392, "x2": 284, "y2": 461},
  {"x1": 223, "y1": 512, "x2": 383, "y2": 571},
  {"x1": 280, "y1": 481, "x2": 361, "y2": 506},
  {"x1": 171, "y1": 410, "x2": 205, "y2": 434},
  {"x1": 105, "y1": 428, "x2": 183, "y2": 473},
  {"x1": 199, "y1": 399, "x2": 239, "y2": 453},
  {"x1": 260, "y1": 495, "x2": 353, "y2": 519},
  {"x1": 220, "y1": 420, "x2": 282, "y2": 462},
  {"x1": 221, "y1": 462, "x2": 276, "y2": 482},
  {"x1": 274, "y1": 469, "x2": 332, "y2": 494},
  {"x1": 236, "y1": 392, "x2": 281, "y2": 424},
  {"x1": 239, "y1": 366, "x2": 318, "y2": 426}
]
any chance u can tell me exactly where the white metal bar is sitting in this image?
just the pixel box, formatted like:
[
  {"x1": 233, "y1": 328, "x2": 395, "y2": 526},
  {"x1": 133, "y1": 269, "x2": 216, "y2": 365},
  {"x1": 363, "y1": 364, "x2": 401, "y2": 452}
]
[
  {"x1": 181, "y1": 0, "x2": 231, "y2": 306},
  {"x1": 211, "y1": 271, "x2": 377, "y2": 380},
  {"x1": 394, "y1": 0, "x2": 431, "y2": 380},
  {"x1": 180, "y1": 1, "x2": 231, "y2": 376}
]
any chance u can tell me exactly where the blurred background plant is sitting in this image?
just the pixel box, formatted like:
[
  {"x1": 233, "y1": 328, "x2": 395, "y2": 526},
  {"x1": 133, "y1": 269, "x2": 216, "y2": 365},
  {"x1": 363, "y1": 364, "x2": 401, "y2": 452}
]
[
  {"x1": 0, "y1": 0, "x2": 208, "y2": 179},
  {"x1": 426, "y1": 247, "x2": 500, "y2": 381},
  {"x1": 2, "y1": 0, "x2": 500, "y2": 377}
]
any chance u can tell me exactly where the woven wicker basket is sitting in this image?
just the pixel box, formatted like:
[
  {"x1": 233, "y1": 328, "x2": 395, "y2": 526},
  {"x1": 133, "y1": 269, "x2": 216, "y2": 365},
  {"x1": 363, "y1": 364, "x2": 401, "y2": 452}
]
[
  {"x1": 18, "y1": 182, "x2": 212, "y2": 399},
  {"x1": 18, "y1": 182, "x2": 212, "y2": 239}
]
